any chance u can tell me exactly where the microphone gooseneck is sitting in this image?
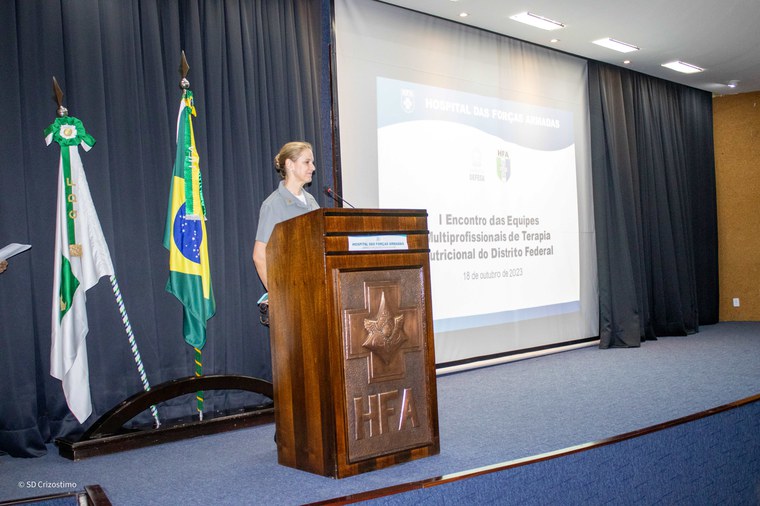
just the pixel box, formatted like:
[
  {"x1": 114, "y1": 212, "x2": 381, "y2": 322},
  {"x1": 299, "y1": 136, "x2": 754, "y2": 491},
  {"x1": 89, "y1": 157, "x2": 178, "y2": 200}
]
[{"x1": 324, "y1": 186, "x2": 356, "y2": 208}]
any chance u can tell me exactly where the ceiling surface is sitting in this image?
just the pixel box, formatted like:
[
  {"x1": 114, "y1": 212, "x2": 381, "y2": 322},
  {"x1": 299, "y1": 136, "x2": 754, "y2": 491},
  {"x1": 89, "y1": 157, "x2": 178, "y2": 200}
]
[{"x1": 380, "y1": 0, "x2": 760, "y2": 95}]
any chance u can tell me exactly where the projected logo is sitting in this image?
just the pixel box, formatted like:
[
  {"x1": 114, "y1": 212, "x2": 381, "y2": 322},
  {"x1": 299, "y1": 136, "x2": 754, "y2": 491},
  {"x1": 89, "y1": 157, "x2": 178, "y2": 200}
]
[
  {"x1": 496, "y1": 149, "x2": 511, "y2": 182},
  {"x1": 469, "y1": 148, "x2": 485, "y2": 182},
  {"x1": 401, "y1": 88, "x2": 415, "y2": 113}
]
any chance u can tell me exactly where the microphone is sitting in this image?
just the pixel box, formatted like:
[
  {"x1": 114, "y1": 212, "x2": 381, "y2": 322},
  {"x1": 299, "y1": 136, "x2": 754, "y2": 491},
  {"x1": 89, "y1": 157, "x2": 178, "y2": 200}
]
[{"x1": 324, "y1": 186, "x2": 356, "y2": 208}]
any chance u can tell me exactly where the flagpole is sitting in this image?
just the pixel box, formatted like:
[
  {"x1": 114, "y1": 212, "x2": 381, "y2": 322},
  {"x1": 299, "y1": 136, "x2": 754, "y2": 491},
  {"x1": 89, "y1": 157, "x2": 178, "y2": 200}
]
[
  {"x1": 194, "y1": 347, "x2": 204, "y2": 420},
  {"x1": 179, "y1": 50, "x2": 205, "y2": 421}
]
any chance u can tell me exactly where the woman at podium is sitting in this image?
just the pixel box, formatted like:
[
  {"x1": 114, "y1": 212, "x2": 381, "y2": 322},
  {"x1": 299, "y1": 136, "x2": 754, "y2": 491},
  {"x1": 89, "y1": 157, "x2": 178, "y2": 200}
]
[{"x1": 252, "y1": 141, "x2": 320, "y2": 291}]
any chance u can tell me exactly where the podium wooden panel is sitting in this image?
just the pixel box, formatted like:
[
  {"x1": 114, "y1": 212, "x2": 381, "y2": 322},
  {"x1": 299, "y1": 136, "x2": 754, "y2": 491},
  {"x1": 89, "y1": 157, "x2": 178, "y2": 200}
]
[{"x1": 267, "y1": 208, "x2": 440, "y2": 478}]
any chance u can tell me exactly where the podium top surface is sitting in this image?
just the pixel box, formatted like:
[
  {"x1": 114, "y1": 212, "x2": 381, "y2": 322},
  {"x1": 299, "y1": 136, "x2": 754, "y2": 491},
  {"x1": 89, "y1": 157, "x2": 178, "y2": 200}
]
[
  {"x1": 279, "y1": 208, "x2": 429, "y2": 235},
  {"x1": 319, "y1": 207, "x2": 427, "y2": 217},
  {"x1": 268, "y1": 207, "x2": 430, "y2": 256}
]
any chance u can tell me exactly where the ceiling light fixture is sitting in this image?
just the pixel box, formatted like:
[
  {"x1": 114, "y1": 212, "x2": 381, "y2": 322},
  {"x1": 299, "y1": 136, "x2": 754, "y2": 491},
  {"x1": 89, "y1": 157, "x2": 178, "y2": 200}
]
[
  {"x1": 661, "y1": 61, "x2": 704, "y2": 74},
  {"x1": 509, "y1": 12, "x2": 565, "y2": 31},
  {"x1": 727, "y1": 80, "x2": 739, "y2": 88},
  {"x1": 592, "y1": 38, "x2": 640, "y2": 53},
  {"x1": 459, "y1": 12, "x2": 469, "y2": 18}
]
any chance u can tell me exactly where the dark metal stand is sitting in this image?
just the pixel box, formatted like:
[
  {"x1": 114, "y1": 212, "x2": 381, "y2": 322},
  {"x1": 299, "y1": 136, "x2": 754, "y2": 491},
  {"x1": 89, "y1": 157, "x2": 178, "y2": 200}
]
[{"x1": 55, "y1": 374, "x2": 274, "y2": 460}]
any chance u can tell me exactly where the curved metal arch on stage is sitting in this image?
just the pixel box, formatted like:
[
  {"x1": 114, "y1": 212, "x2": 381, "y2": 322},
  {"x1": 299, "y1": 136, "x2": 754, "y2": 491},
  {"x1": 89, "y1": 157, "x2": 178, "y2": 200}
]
[{"x1": 56, "y1": 374, "x2": 274, "y2": 460}]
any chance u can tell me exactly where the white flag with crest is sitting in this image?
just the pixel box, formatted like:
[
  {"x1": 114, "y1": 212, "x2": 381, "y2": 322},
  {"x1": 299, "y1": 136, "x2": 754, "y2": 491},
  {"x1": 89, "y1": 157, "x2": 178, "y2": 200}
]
[{"x1": 46, "y1": 117, "x2": 114, "y2": 423}]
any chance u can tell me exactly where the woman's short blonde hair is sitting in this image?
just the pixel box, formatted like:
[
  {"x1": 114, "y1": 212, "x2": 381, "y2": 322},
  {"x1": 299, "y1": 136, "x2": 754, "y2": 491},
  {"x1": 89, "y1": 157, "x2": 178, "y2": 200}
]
[{"x1": 274, "y1": 141, "x2": 313, "y2": 179}]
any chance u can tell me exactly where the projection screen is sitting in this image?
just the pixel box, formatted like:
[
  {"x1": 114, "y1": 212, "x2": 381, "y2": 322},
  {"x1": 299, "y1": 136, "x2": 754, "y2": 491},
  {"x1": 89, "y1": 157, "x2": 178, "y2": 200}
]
[{"x1": 333, "y1": 0, "x2": 598, "y2": 366}]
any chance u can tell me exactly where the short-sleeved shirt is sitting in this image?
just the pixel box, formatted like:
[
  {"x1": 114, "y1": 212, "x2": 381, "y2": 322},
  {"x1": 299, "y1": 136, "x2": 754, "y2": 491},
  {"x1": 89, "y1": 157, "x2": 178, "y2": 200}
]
[{"x1": 255, "y1": 181, "x2": 320, "y2": 243}]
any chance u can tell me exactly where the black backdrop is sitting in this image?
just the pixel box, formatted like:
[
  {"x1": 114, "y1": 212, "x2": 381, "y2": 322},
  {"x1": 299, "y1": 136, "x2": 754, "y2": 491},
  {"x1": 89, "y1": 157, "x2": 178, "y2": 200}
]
[
  {"x1": 0, "y1": 0, "x2": 329, "y2": 457},
  {"x1": 0, "y1": 1, "x2": 718, "y2": 457},
  {"x1": 588, "y1": 62, "x2": 718, "y2": 348}
]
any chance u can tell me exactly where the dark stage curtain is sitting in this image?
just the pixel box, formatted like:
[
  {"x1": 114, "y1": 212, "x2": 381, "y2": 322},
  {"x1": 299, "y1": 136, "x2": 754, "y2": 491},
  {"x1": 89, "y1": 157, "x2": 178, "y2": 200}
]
[
  {"x1": 588, "y1": 62, "x2": 719, "y2": 348},
  {"x1": 0, "y1": 0, "x2": 327, "y2": 457}
]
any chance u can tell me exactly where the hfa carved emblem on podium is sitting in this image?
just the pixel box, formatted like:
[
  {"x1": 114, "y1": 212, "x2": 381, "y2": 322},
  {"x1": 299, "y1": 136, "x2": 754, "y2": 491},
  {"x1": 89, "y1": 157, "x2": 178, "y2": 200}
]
[{"x1": 340, "y1": 269, "x2": 433, "y2": 462}]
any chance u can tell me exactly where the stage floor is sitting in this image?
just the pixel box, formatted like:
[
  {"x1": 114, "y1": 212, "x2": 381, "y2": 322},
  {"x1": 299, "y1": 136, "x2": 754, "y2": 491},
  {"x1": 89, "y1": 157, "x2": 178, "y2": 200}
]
[{"x1": 2, "y1": 322, "x2": 760, "y2": 505}]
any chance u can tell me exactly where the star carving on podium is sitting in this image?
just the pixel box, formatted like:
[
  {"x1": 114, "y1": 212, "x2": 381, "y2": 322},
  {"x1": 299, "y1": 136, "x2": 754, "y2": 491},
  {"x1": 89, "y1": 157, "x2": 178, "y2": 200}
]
[
  {"x1": 343, "y1": 279, "x2": 422, "y2": 383},
  {"x1": 362, "y1": 292, "x2": 408, "y2": 365}
]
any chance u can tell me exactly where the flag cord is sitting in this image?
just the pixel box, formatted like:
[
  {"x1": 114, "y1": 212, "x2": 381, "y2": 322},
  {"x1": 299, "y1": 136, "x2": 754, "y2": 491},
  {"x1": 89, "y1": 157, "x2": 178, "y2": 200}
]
[{"x1": 110, "y1": 275, "x2": 161, "y2": 427}]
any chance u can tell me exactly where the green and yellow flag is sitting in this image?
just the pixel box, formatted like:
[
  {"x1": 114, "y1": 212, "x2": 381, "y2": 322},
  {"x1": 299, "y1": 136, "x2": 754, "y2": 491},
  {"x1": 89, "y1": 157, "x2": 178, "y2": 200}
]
[{"x1": 163, "y1": 90, "x2": 215, "y2": 350}]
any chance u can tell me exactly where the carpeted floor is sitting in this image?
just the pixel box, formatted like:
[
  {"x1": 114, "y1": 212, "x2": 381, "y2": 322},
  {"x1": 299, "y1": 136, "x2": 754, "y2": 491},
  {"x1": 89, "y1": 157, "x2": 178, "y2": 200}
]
[{"x1": 2, "y1": 322, "x2": 759, "y2": 505}]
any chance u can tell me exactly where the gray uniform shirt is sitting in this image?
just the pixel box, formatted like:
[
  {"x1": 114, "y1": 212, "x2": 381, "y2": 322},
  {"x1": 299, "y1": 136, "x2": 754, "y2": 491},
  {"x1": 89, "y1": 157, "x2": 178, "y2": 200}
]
[{"x1": 255, "y1": 180, "x2": 320, "y2": 243}]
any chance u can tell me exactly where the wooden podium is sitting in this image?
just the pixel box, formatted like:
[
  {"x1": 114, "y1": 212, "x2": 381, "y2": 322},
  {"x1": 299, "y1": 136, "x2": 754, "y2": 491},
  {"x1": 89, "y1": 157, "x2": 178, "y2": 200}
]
[{"x1": 267, "y1": 208, "x2": 440, "y2": 478}]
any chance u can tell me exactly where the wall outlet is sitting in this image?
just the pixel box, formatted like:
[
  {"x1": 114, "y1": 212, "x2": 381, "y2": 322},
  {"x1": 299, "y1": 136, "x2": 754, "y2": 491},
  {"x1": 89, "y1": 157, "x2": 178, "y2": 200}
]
[{"x1": 732, "y1": 297, "x2": 740, "y2": 307}]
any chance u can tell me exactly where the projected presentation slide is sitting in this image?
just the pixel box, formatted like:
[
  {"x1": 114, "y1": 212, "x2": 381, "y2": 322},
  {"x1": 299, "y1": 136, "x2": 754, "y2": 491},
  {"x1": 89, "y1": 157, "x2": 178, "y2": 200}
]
[{"x1": 376, "y1": 77, "x2": 580, "y2": 332}]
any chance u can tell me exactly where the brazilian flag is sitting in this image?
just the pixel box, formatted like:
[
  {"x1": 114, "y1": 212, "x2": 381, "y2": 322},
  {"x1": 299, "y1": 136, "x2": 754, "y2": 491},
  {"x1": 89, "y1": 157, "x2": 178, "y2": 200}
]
[{"x1": 163, "y1": 90, "x2": 215, "y2": 349}]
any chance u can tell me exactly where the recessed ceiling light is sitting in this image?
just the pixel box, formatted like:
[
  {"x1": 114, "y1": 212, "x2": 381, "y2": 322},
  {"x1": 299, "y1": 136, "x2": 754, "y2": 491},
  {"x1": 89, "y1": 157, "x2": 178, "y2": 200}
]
[
  {"x1": 459, "y1": 12, "x2": 469, "y2": 18},
  {"x1": 509, "y1": 12, "x2": 565, "y2": 31},
  {"x1": 727, "y1": 80, "x2": 739, "y2": 88},
  {"x1": 550, "y1": 38, "x2": 560, "y2": 43},
  {"x1": 661, "y1": 60, "x2": 704, "y2": 74},
  {"x1": 592, "y1": 38, "x2": 640, "y2": 53},
  {"x1": 623, "y1": 60, "x2": 631, "y2": 65}
]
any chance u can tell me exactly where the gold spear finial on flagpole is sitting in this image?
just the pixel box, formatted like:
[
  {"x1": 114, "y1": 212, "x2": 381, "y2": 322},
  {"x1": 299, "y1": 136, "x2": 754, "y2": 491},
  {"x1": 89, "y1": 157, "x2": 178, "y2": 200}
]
[
  {"x1": 52, "y1": 76, "x2": 68, "y2": 117},
  {"x1": 179, "y1": 51, "x2": 190, "y2": 90}
]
